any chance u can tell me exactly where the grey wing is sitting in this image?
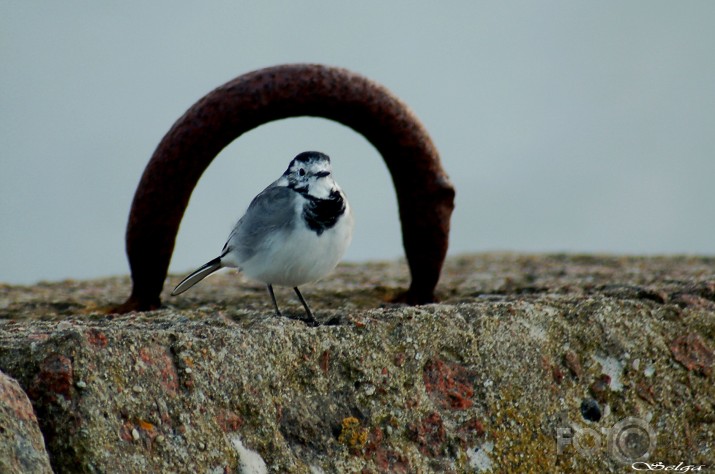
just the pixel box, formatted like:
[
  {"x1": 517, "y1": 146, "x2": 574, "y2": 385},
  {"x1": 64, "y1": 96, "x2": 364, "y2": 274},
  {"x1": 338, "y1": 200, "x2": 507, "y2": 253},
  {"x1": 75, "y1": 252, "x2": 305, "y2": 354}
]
[{"x1": 222, "y1": 184, "x2": 298, "y2": 262}]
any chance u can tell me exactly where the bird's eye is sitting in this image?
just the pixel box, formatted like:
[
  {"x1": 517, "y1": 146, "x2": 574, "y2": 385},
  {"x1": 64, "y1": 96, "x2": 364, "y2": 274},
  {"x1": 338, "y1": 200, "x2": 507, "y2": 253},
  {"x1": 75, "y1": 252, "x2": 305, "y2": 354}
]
[{"x1": 299, "y1": 168, "x2": 306, "y2": 176}]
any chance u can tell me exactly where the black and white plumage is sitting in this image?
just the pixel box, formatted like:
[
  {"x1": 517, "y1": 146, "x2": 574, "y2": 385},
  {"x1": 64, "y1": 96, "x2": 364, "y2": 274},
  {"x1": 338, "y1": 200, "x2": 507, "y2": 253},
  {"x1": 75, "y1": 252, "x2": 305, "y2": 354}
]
[{"x1": 172, "y1": 151, "x2": 353, "y2": 325}]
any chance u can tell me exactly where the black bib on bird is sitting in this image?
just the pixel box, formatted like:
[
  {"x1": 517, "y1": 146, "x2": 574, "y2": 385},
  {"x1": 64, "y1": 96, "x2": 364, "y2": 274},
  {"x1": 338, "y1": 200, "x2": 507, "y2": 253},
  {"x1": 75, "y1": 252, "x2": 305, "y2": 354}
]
[{"x1": 301, "y1": 190, "x2": 345, "y2": 235}]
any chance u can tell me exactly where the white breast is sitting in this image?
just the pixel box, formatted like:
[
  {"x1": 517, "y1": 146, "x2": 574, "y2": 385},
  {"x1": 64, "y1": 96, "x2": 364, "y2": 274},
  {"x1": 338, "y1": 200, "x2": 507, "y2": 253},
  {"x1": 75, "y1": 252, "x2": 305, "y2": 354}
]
[{"x1": 239, "y1": 199, "x2": 353, "y2": 287}]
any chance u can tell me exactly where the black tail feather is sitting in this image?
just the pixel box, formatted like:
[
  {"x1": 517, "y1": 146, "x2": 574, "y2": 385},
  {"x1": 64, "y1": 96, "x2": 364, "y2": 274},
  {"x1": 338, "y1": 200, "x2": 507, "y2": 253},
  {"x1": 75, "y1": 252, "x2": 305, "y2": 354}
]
[{"x1": 171, "y1": 257, "x2": 223, "y2": 295}]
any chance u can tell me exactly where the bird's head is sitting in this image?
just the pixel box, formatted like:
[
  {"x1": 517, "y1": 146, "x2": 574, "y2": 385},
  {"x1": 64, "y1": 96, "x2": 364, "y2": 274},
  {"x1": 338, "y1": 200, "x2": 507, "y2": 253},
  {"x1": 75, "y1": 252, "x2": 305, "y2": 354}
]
[{"x1": 282, "y1": 151, "x2": 337, "y2": 198}]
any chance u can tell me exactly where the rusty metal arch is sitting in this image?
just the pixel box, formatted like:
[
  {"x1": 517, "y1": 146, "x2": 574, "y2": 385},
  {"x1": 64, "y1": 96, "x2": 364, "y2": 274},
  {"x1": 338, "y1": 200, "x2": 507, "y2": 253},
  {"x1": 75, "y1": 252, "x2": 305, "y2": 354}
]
[{"x1": 114, "y1": 64, "x2": 455, "y2": 313}]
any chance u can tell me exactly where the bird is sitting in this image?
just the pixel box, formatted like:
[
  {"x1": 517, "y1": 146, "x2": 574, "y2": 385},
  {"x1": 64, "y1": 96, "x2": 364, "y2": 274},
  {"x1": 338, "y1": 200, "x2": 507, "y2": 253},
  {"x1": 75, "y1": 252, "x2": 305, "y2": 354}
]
[{"x1": 171, "y1": 151, "x2": 354, "y2": 325}]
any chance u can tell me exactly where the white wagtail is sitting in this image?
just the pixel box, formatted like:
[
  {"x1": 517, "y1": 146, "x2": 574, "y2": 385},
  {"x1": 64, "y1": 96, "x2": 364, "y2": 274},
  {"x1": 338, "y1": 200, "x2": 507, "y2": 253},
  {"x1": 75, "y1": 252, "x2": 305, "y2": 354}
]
[{"x1": 172, "y1": 151, "x2": 354, "y2": 325}]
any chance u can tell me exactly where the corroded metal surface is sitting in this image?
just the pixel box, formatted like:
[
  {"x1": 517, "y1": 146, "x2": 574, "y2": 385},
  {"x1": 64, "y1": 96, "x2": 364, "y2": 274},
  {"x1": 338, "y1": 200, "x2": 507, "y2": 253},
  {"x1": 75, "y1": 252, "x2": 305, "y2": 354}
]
[{"x1": 114, "y1": 64, "x2": 455, "y2": 313}]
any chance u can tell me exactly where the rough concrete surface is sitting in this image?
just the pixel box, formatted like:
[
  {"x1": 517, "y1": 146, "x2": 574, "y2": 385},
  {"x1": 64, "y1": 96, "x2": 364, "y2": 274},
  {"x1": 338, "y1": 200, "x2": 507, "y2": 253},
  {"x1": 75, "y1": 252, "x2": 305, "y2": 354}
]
[
  {"x1": 0, "y1": 369, "x2": 53, "y2": 473},
  {"x1": 0, "y1": 253, "x2": 713, "y2": 473}
]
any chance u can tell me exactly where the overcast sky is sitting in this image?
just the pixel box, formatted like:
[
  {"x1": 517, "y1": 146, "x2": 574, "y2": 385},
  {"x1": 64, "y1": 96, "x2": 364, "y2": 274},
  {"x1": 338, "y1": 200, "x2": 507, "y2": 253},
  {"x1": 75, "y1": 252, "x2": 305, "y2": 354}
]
[{"x1": 2, "y1": 2, "x2": 714, "y2": 284}]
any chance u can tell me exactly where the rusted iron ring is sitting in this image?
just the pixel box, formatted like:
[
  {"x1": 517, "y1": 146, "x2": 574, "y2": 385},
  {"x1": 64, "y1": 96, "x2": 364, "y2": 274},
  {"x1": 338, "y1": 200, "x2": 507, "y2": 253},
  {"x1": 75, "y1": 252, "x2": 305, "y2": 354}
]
[{"x1": 114, "y1": 64, "x2": 455, "y2": 313}]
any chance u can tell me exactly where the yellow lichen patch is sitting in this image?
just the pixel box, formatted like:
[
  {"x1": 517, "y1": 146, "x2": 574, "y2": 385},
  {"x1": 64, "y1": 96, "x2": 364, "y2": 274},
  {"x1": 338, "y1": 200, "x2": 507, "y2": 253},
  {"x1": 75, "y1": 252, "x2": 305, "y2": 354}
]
[
  {"x1": 338, "y1": 417, "x2": 368, "y2": 452},
  {"x1": 487, "y1": 391, "x2": 561, "y2": 473},
  {"x1": 138, "y1": 419, "x2": 156, "y2": 433}
]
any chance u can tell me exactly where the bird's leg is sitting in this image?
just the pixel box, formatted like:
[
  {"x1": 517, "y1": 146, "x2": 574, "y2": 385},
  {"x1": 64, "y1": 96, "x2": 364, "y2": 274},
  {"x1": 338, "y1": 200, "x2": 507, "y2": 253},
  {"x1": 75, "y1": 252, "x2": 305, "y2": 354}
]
[
  {"x1": 266, "y1": 284, "x2": 282, "y2": 316},
  {"x1": 293, "y1": 287, "x2": 318, "y2": 326}
]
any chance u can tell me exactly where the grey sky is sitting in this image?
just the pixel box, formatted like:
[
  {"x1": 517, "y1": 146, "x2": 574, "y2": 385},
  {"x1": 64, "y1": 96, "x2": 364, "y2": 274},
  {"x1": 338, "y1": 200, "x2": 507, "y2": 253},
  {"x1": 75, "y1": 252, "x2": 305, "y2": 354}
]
[{"x1": 2, "y1": 2, "x2": 714, "y2": 284}]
